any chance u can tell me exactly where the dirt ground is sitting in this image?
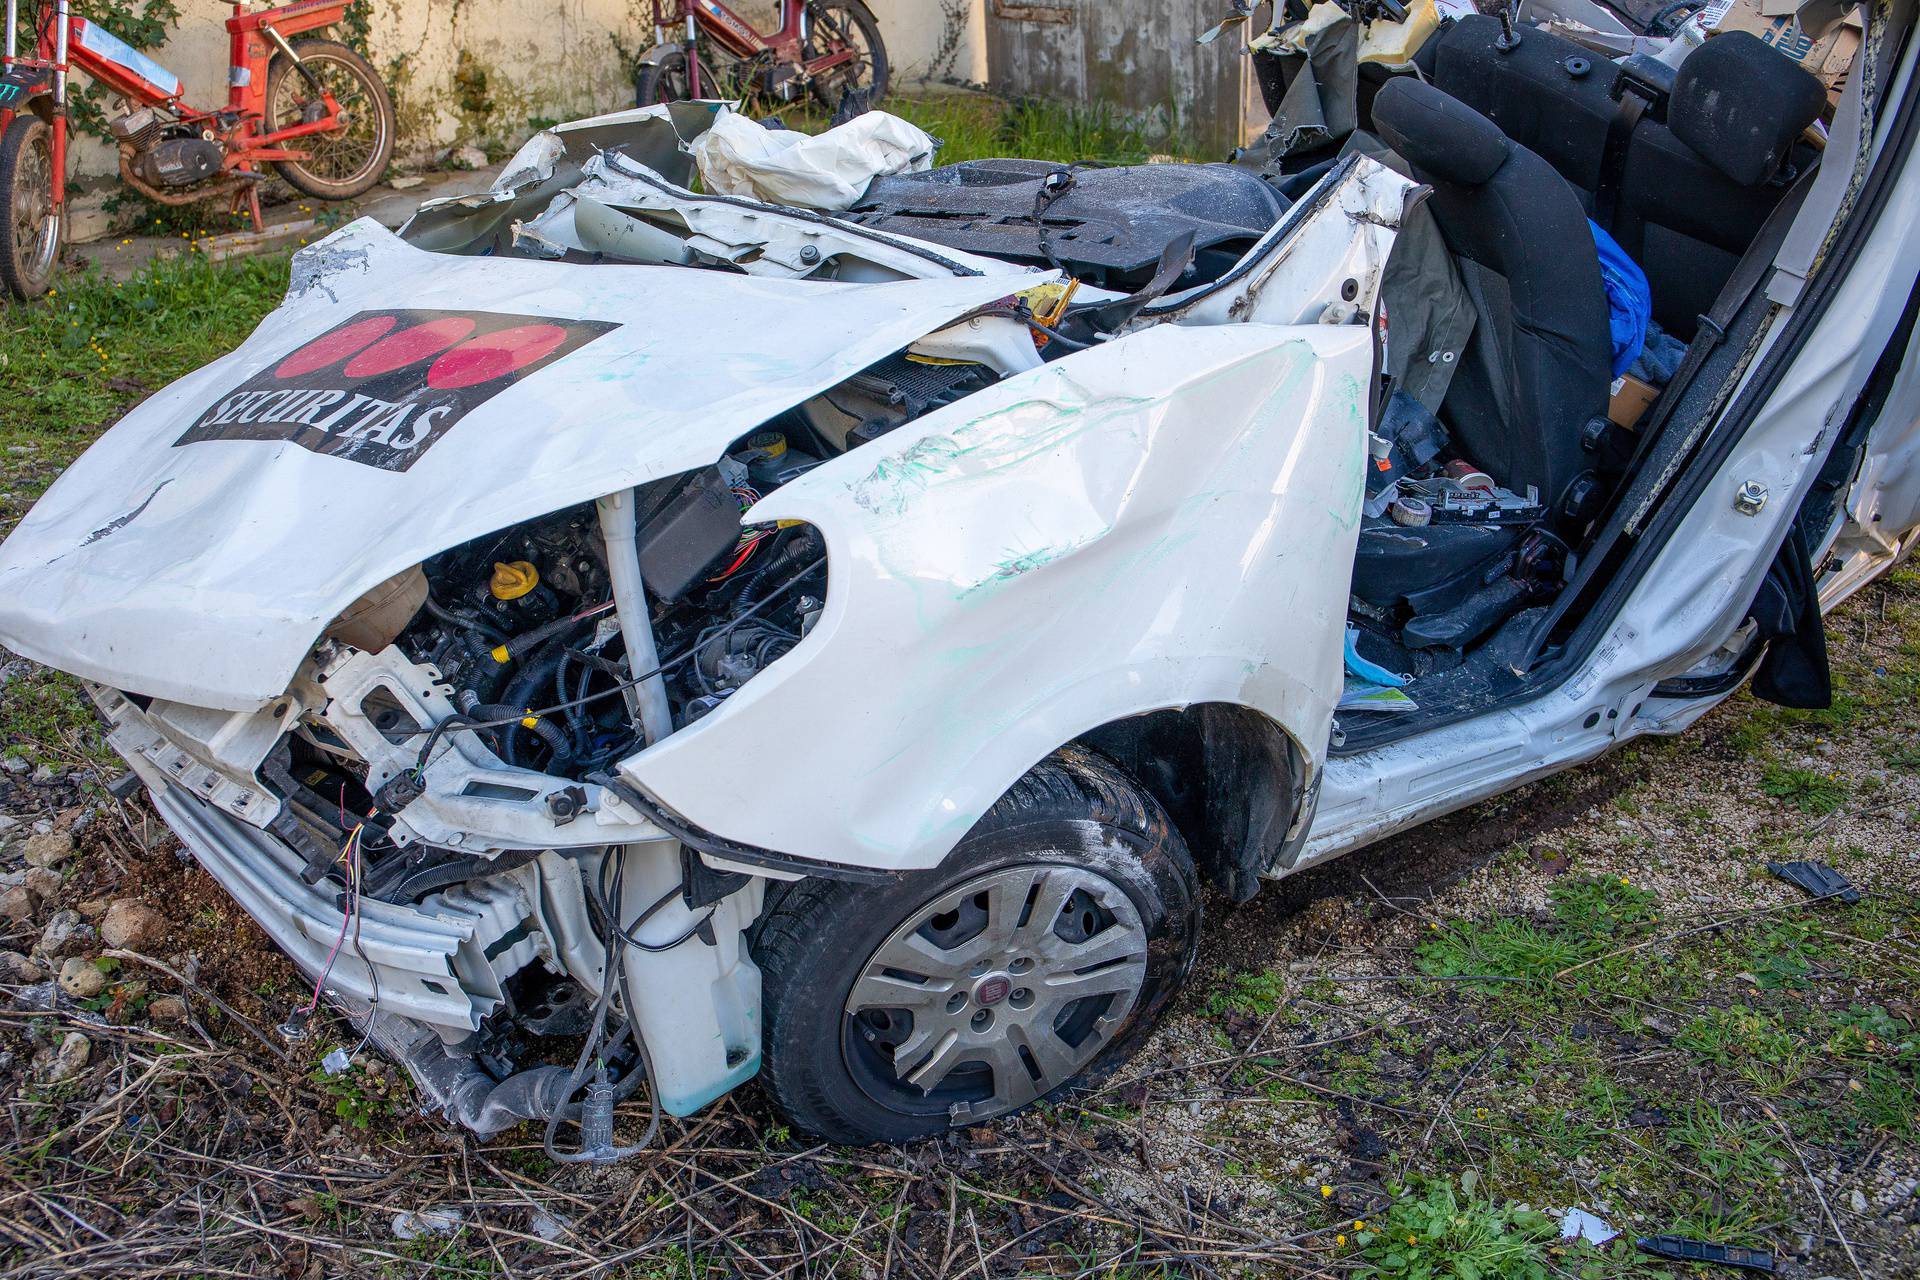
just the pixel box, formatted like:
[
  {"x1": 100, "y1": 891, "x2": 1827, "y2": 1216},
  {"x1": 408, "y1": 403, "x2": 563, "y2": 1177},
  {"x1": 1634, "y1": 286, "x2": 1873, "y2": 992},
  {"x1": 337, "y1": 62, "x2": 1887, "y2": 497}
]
[{"x1": 1, "y1": 560, "x2": 1916, "y2": 1278}]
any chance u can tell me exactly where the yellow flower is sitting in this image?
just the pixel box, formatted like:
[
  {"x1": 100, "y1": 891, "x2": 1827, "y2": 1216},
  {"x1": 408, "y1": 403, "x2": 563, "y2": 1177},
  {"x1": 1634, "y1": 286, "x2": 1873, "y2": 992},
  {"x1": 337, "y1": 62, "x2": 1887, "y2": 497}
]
[
  {"x1": 1354, "y1": 1220, "x2": 1366, "y2": 1230},
  {"x1": 1619, "y1": 876, "x2": 1630, "y2": 885},
  {"x1": 1320, "y1": 1185, "x2": 1334, "y2": 1197},
  {"x1": 1336, "y1": 1234, "x2": 1347, "y2": 1246},
  {"x1": 1408, "y1": 1235, "x2": 1418, "y2": 1245}
]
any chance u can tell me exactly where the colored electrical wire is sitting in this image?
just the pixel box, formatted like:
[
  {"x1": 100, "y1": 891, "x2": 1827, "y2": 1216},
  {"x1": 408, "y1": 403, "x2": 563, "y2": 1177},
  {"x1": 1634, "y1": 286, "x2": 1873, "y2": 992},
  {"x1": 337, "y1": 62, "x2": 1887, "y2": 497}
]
[{"x1": 300, "y1": 822, "x2": 364, "y2": 1016}]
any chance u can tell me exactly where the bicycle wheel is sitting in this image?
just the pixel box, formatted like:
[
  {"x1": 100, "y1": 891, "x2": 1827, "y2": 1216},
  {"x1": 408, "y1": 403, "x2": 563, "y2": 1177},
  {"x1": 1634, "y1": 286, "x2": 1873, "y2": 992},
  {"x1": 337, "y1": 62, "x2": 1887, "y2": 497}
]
[
  {"x1": 0, "y1": 115, "x2": 59, "y2": 300},
  {"x1": 803, "y1": 0, "x2": 889, "y2": 108},
  {"x1": 265, "y1": 39, "x2": 395, "y2": 201}
]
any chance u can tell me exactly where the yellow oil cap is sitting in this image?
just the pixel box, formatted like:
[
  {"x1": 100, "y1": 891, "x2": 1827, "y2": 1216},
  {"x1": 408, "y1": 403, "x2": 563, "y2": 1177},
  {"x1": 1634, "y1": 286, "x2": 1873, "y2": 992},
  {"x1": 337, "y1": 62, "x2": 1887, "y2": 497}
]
[{"x1": 490, "y1": 560, "x2": 539, "y2": 601}]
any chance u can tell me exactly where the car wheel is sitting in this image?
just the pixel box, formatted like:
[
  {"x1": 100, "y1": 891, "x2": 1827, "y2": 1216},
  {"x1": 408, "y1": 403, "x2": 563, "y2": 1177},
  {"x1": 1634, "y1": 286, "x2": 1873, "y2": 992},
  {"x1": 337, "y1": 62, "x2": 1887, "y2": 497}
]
[{"x1": 754, "y1": 747, "x2": 1200, "y2": 1144}]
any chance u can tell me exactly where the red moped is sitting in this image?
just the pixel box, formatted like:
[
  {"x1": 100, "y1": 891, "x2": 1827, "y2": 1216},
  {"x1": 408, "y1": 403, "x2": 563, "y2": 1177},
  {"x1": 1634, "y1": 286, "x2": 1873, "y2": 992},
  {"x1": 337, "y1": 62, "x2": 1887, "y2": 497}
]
[{"x1": 0, "y1": 0, "x2": 395, "y2": 299}]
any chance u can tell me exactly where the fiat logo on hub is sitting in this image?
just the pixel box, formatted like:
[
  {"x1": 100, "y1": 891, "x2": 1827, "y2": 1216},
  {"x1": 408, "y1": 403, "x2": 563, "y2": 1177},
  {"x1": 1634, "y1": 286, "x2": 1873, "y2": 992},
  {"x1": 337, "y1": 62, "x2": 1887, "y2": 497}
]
[{"x1": 175, "y1": 309, "x2": 618, "y2": 473}]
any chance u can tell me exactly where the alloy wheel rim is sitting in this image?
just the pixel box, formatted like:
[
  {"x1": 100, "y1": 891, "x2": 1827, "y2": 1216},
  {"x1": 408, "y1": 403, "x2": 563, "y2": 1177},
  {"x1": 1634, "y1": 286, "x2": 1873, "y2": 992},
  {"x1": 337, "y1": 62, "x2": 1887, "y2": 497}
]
[{"x1": 843, "y1": 863, "x2": 1147, "y2": 1123}]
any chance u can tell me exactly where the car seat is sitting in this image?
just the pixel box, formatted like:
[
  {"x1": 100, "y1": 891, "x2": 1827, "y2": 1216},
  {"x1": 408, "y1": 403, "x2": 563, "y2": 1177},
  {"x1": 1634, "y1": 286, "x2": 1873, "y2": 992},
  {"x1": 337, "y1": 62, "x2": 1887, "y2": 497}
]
[
  {"x1": 1348, "y1": 79, "x2": 1614, "y2": 642},
  {"x1": 1611, "y1": 32, "x2": 1826, "y2": 336},
  {"x1": 1425, "y1": 18, "x2": 1825, "y2": 339}
]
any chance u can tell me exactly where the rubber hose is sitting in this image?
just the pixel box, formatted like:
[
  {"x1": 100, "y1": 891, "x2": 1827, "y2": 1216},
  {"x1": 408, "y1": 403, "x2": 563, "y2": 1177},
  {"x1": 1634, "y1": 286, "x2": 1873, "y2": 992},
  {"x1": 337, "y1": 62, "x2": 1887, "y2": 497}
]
[{"x1": 425, "y1": 595, "x2": 509, "y2": 647}]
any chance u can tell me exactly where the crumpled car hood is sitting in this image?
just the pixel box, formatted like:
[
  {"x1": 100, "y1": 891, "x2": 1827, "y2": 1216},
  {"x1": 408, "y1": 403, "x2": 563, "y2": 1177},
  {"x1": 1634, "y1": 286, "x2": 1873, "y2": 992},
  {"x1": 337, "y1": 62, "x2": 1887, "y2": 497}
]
[{"x1": 0, "y1": 218, "x2": 1023, "y2": 709}]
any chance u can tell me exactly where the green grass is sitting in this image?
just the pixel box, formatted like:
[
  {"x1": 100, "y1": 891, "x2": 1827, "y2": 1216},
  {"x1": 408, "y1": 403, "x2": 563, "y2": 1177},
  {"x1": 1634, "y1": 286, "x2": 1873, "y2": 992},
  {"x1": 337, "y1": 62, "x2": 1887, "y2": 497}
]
[
  {"x1": 1205, "y1": 966, "x2": 1287, "y2": 1020},
  {"x1": 1759, "y1": 763, "x2": 1851, "y2": 814},
  {"x1": 0, "y1": 662, "x2": 115, "y2": 772},
  {"x1": 1348, "y1": 1175, "x2": 1569, "y2": 1280},
  {"x1": 778, "y1": 91, "x2": 1202, "y2": 167},
  {"x1": 0, "y1": 250, "x2": 292, "y2": 535},
  {"x1": 1415, "y1": 875, "x2": 1660, "y2": 997}
]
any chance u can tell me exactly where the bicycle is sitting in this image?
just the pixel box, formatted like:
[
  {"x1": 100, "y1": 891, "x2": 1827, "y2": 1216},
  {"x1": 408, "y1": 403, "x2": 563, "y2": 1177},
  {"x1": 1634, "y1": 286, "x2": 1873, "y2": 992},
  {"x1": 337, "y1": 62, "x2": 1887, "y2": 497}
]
[
  {"x1": 0, "y1": 0, "x2": 395, "y2": 299},
  {"x1": 632, "y1": 0, "x2": 888, "y2": 116}
]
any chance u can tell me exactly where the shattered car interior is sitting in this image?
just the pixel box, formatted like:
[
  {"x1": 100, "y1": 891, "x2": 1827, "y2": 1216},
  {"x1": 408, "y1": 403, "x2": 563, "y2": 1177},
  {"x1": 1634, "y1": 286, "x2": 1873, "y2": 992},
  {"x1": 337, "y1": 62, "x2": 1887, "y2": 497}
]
[{"x1": 0, "y1": 0, "x2": 1913, "y2": 1150}]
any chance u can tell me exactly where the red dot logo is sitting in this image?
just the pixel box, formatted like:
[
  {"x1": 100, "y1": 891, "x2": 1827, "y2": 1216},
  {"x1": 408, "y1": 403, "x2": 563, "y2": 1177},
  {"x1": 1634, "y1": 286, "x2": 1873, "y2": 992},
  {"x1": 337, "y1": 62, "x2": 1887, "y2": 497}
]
[
  {"x1": 426, "y1": 324, "x2": 573, "y2": 390},
  {"x1": 343, "y1": 316, "x2": 477, "y2": 378},
  {"x1": 274, "y1": 315, "x2": 397, "y2": 379}
]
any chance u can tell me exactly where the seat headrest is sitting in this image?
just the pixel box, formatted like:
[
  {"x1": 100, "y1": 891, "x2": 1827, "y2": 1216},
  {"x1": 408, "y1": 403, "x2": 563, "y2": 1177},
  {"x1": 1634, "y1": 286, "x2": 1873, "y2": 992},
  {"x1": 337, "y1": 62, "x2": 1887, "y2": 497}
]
[
  {"x1": 1372, "y1": 78, "x2": 1510, "y2": 188},
  {"x1": 1671, "y1": 32, "x2": 1826, "y2": 186}
]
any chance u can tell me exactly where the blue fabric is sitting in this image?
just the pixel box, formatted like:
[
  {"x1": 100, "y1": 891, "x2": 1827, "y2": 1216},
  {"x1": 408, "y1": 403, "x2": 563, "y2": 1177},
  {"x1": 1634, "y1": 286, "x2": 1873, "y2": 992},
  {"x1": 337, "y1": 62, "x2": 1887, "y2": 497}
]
[
  {"x1": 1630, "y1": 319, "x2": 1688, "y2": 386},
  {"x1": 1589, "y1": 220, "x2": 1650, "y2": 378},
  {"x1": 1344, "y1": 625, "x2": 1406, "y2": 688}
]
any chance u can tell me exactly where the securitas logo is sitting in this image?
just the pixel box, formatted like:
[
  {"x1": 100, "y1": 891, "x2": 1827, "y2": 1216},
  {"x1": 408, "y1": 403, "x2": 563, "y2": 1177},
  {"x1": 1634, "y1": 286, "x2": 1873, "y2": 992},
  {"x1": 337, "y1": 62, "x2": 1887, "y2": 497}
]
[{"x1": 174, "y1": 309, "x2": 618, "y2": 473}]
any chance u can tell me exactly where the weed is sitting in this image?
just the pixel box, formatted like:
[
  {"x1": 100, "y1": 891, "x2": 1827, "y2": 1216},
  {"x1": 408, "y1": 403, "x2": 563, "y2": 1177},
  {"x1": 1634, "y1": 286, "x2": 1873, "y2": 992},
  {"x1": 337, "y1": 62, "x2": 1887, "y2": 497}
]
[
  {"x1": 1678, "y1": 1007, "x2": 1815, "y2": 1097},
  {"x1": 311, "y1": 1060, "x2": 399, "y2": 1131},
  {"x1": 1759, "y1": 764, "x2": 1850, "y2": 814},
  {"x1": 1825, "y1": 1005, "x2": 1920, "y2": 1136},
  {"x1": 1205, "y1": 967, "x2": 1286, "y2": 1019},
  {"x1": 1416, "y1": 876, "x2": 1660, "y2": 994},
  {"x1": 1351, "y1": 1174, "x2": 1563, "y2": 1279},
  {"x1": 0, "y1": 664, "x2": 115, "y2": 771}
]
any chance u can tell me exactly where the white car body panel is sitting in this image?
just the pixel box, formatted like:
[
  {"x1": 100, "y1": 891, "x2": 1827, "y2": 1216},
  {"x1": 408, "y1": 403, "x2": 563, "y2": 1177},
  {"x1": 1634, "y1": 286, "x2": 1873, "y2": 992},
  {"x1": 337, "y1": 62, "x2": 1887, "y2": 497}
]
[
  {"x1": 624, "y1": 322, "x2": 1375, "y2": 870},
  {"x1": 0, "y1": 221, "x2": 1026, "y2": 709}
]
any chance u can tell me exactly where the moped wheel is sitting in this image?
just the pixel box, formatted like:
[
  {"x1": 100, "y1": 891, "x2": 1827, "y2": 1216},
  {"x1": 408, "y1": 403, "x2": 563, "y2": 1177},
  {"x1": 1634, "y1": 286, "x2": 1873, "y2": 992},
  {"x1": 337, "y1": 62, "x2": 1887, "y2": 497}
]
[
  {"x1": 803, "y1": 0, "x2": 889, "y2": 109},
  {"x1": 0, "y1": 115, "x2": 60, "y2": 301},
  {"x1": 634, "y1": 48, "x2": 726, "y2": 108},
  {"x1": 266, "y1": 39, "x2": 395, "y2": 201}
]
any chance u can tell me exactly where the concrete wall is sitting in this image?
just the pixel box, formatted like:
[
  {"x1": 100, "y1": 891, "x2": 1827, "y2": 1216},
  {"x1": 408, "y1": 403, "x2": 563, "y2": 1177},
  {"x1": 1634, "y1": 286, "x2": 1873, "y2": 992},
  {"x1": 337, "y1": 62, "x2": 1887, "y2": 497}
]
[
  {"x1": 66, "y1": 0, "x2": 988, "y2": 179},
  {"x1": 980, "y1": 0, "x2": 1252, "y2": 155}
]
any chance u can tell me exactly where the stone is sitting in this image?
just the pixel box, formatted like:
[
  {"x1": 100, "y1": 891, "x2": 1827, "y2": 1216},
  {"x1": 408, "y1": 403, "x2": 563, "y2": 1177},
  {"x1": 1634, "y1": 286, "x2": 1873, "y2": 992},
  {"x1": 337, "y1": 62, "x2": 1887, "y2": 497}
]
[
  {"x1": 450, "y1": 143, "x2": 488, "y2": 171},
  {"x1": 45, "y1": 1031, "x2": 90, "y2": 1083},
  {"x1": 57, "y1": 956, "x2": 107, "y2": 1000},
  {"x1": 36, "y1": 909, "x2": 93, "y2": 959},
  {"x1": 100, "y1": 900, "x2": 168, "y2": 951},
  {"x1": 148, "y1": 994, "x2": 189, "y2": 1022},
  {"x1": 30, "y1": 763, "x2": 59, "y2": 784},
  {"x1": 1850, "y1": 1188, "x2": 1870, "y2": 1214},
  {"x1": 22, "y1": 831, "x2": 75, "y2": 868},
  {"x1": 0, "y1": 885, "x2": 31, "y2": 923},
  {"x1": 389, "y1": 174, "x2": 425, "y2": 190},
  {"x1": 0, "y1": 950, "x2": 44, "y2": 982},
  {"x1": 76, "y1": 896, "x2": 110, "y2": 921},
  {"x1": 0, "y1": 812, "x2": 19, "y2": 833},
  {"x1": 22, "y1": 866, "x2": 58, "y2": 903},
  {"x1": 0, "y1": 756, "x2": 27, "y2": 775}
]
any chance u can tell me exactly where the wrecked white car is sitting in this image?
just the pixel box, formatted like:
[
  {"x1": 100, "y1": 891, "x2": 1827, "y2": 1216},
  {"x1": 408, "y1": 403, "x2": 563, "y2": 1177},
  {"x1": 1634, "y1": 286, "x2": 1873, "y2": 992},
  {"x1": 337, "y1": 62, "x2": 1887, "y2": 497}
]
[{"x1": 1, "y1": 0, "x2": 1917, "y2": 1152}]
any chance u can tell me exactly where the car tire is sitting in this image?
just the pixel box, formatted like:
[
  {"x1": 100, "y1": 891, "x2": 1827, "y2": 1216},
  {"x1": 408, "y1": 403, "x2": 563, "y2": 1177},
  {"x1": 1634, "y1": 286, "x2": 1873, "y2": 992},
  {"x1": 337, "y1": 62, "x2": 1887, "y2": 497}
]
[{"x1": 754, "y1": 747, "x2": 1200, "y2": 1144}]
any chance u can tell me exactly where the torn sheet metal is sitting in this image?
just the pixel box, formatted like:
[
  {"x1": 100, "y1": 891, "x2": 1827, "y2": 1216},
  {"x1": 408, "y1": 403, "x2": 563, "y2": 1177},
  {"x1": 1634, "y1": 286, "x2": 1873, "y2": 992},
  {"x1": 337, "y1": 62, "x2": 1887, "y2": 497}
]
[
  {"x1": 0, "y1": 219, "x2": 1027, "y2": 709},
  {"x1": 1260, "y1": 6, "x2": 1362, "y2": 159},
  {"x1": 623, "y1": 322, "x2": 1374, "y2": 872},
  {"x1": 400, "y1": 101, "x2": 727, "y2": 256},
  {"x1": 514, "y1": 151, "x2": 1030, "y2": 282},
  {"x1": 1146, "y1": 154, "x2": 1414, "y2": 330},
  {"x1": 690, "y1": 108, "x2": 936, "y2": 211}
]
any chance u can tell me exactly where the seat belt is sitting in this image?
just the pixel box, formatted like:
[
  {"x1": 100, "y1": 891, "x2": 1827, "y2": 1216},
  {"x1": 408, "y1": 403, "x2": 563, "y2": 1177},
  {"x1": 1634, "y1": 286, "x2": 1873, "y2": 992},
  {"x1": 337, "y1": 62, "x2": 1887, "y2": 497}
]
[
  {"x1": 1593, "y1": 79, "x2": 1652, "y2": 229},
  {"x1": 1617, "y1": 163, "x2": 1818, "y2": 480}
]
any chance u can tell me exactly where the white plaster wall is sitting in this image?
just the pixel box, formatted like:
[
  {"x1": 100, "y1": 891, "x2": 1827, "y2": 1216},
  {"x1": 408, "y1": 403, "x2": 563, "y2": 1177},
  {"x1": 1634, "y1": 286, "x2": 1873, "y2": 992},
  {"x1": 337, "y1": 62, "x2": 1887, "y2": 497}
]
[{"x1": 64, "y1": 0, "x2": 986, "y2": 179}]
